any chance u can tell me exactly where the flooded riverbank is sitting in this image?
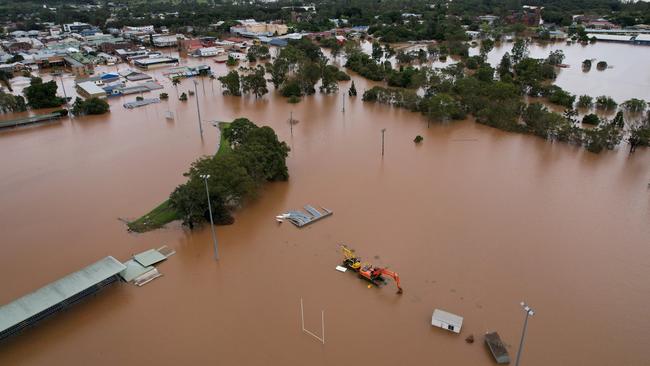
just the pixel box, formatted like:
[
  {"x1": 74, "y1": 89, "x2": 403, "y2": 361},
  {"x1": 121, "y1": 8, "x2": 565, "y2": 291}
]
[{"x1": 1, "y1": 51, "x2": 649, "y2": 365}]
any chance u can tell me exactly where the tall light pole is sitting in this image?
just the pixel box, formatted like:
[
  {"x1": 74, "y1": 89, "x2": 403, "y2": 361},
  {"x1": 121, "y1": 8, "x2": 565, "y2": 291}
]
[
  {"x1": 199, "y1": 174, "x2": 219, "y2": 260},
  {"x1": 193, "y1": 80, "x2": 203, "y2": 138},
  {"x1": 515, "y1": 301, "x2": 535, "y2": 366},
  {"x1": 58, "y1": 74, "x2": 69, "y2": 112},
  {"x1": 381, "y1": 128, "x2": 386, "y2": 157}
]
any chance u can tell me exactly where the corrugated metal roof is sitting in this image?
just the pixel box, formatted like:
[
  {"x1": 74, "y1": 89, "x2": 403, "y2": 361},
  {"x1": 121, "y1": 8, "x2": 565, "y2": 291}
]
[
  {"x1": 133, "y1": 249, "x2": 166, "y2": 267},
  {"x1": 119, "y1": 259, "x2": 154, "y2": 282},
  {"x1": 77, "y1": 81, "x2": 106, "y2": 95},
  {"x1": 0, "y1": 256, "x2": 125, "y2": 333},
  {"x1": 587, "y1": 33, "x2": 633, "y2": 42}
]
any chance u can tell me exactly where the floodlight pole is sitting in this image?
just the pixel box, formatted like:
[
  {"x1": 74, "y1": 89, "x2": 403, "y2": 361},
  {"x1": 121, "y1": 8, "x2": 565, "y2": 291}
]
[
  {"x1": 515, "y1": 301, "x2": 535, "y2": 366},
  {"x1": 200, "y1": 174, "x2": 218, "y2": 260},
  {"x1": 193, "y1": 80, "x2": 203, "y2": 138},
  {"x1": 59, "y1": 74, "x2": 69, "y2": 111}
]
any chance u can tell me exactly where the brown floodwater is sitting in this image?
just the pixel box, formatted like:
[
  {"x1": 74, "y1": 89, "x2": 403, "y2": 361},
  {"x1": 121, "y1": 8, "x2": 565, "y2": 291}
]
[{"x1": 1, "y1": 47, "x2": 649, "y2": 366}]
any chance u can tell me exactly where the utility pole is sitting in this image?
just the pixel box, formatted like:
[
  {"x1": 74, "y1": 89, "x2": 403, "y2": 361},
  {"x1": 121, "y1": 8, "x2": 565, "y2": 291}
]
[
  {"x1": 381, "y1": 128, "x2": 386, "y2": 157},
  {"x1": 59, "y1": 74, "x2": 69, "y2": 112},
  {"x1": 515, "y1": 302, "x2": 535, "y2": 366},
  {"x1": 193, "y1": 80, "x2": 203, "y2": 138},
  {"x1": 289, "y1": 111, "x2": 297, "y2": 136},
  {"x1": 200, "y1": 174, "x2": 219, "y2": 260}
]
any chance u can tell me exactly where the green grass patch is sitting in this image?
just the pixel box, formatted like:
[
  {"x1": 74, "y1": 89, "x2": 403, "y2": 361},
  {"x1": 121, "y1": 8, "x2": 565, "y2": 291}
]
[
  {"x1": 127, "y1": 122, "x2": 231, "y2": 232},
  {"x1": 127, "y1": 200, "x2": 180, "y2": 233},
  {"x1": 216, "y1": 122, "x2": 231, "y2": 157}
]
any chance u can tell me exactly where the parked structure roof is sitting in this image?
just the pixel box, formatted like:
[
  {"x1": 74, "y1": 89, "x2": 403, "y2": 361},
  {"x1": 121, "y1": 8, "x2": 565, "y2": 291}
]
[{"x1": 0, "y1": 257, "x2": 125, "y2": 335}]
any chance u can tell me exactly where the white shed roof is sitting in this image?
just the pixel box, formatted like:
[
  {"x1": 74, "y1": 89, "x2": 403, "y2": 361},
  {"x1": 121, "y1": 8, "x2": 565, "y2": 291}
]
[{"x1": 432, "y1": 309, "x2": 464, "y2": 327}]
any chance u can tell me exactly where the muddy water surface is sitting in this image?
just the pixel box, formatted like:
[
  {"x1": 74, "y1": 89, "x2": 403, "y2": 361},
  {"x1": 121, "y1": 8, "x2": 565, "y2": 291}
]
[{"x1": 0, "y1": 52, "x2": 649, "y2": 366}]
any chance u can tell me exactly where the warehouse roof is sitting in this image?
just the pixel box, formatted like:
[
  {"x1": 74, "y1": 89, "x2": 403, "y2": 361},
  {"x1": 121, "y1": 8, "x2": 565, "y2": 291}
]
[{"x1": 0, "y1": 256, "x2": 125, "y2": 334}]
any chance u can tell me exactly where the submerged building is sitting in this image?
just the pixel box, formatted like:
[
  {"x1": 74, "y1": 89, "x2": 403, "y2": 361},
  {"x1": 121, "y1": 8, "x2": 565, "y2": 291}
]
[{"x1": 0, "y1": 256, "x2": 125, "y2": 341}]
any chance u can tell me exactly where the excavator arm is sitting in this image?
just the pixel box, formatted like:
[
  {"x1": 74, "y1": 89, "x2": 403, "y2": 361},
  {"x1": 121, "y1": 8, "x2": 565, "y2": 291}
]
[{"x1": 375, "y1": 268, "x2": 403, "y2": 294}]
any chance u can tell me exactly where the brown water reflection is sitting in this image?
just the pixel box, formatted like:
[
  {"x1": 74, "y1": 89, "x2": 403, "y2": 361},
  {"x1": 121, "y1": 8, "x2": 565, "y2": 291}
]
[{"x1": 0, "y1": 54, "x2": 649, "y2": 366}]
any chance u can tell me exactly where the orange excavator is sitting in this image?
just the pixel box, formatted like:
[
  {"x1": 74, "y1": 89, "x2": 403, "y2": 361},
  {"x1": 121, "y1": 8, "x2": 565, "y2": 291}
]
[{"x1": 341, "y1": 245, "x2": 403, "y2": 294}]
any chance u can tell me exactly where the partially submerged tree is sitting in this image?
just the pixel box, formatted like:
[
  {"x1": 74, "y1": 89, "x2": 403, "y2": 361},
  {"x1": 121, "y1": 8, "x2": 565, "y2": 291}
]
[
  {"x1": 241, "y1": 66, "x2": 268, "y2": 99},
  {"x1": 170, "y1": 118, "x2": 289, "y2": 228},
  {"x1": 23, "y1": 77, "x2": 64, "y2": 109},
  {"x1": 218, "y1": 70, "x2": 241, "y2": 96},
  {"x1": 71, "y1": 97, "x2": 110, "y2": 116}
]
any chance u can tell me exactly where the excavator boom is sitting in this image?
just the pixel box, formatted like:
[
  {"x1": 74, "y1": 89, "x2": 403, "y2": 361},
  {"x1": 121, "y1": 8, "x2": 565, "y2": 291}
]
[{"x1": 375, "y1": 268, "x2": 403, "y2": 294}]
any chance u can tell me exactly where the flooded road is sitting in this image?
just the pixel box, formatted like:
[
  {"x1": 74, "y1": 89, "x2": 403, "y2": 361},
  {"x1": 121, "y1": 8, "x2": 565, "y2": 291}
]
[{"x1": 1, "y1": 50, "x2": 649, "y2": 366}]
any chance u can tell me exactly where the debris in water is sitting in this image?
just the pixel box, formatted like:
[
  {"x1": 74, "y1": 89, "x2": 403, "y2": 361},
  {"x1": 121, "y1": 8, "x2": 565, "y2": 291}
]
[
  {"x1": 276, "y1": 205, "x2": 333, "y2": 227},
  {"x1": 465, "y1": 334, "x2": 474, "y2": 344}
]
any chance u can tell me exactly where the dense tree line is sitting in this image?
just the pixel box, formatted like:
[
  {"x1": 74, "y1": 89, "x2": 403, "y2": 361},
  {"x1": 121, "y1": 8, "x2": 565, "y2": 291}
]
[
  {"x1": 6, "y1": 0, "x2": 647, "y2": 36},
  {"x1": 358, "y1": 38, "x2": 648, "y2": 154},
  {"x1": 170, "y1": 118, "x2": 290, "y2": 228}
]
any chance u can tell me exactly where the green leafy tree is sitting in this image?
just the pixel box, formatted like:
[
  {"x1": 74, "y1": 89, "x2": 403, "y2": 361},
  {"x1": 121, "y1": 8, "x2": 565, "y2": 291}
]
[
  {"x1": 582, "y1": 113, "x2": 600, "y2": 125},
  {"x1": 23, "y1": 77, "x2": 64, "y2": 109},
  {"x1": 611, "y1": 110, "x2": 625, "y2": 129},
  {"x1": 371, "y1": 41, "x2": 383, "y2": 62},
  {"x1": 498, "y1": 52, "x2": 513, "y2": 80},
  {"x1": 621, "y1": 98, "x2": 647, "y2": 113},
  {"x1": 172, "y1": 77, "x2": 181, "y2": 96},
  {"x1": 280, "y1": 78, "x2": 302, "y2": 98},
  {"x1": 218, "y1": 70, "x2": 241, "y2": 96},
  {"x1": 224, "y1": 118, "x2": 257, "y2": 147},
  {"x1": 71, "y1": 97, "x2": 110, "y2": 116},
  {"x1": 320, "y1": 65, "x2": 340, "y2": 93},
  {"x1": 296, "y1": 61, "x2": 321, "y2": 95},
  {"x1": 241, "y1": 66, "x2": 268, "y2": 98},
  {"x1": 247, "y1": 44, "x2": 270, "y2": 62},
  {"x1": 577, "y1": 95, "x2": 593, "y2": 108},
  {"x1": 547, "y1": 50, "x2": 565, "y2": 65},
  {"x1": 170, "y1": 118, "x2": 289, "y2": 228},
  {"x1": 0, "y1": 70, "x2": 13, "y2": 92},
  {"x1": 226, "y1": 56, "x2": 238, "y2": 67},
  {"x1": 479, "y1": 39, "x2": 494, "y2": 61},
  {"x1": 0, "y1": 91, "x2": 27, "y2": 113},
  {"x1": 266, "y1": 58, "x2": 288, "y2": 90},
  {"x1": 595, "y1": 95, "x2": 617, "y2": 110},
  {"x1": 510, "y1": 39, "x2": 529, "y2": 65},
  {"x1": 545, "y1": 85, "x2": 575, "y2": 108},
  {"x1": 348, "y1": 81, "x2": 357, "y2": 97}
]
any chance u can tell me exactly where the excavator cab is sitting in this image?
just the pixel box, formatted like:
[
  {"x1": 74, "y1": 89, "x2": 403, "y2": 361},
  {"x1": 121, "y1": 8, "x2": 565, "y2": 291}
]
[{"x1": 341, "y1": 245, "x2": 361, "y2": 270}]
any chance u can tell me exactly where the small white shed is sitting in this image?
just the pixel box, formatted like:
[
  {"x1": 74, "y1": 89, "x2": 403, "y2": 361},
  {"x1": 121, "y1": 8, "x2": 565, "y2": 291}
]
[{"x1": 431, "y1": 309, "x2": 463, "y2": 334}]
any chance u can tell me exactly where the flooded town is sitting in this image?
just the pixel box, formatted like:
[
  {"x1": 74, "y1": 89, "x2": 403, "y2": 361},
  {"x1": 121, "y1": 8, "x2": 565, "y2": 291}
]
[{"x1": 1, "y1": 1, "x2": 649, "y2": 365}]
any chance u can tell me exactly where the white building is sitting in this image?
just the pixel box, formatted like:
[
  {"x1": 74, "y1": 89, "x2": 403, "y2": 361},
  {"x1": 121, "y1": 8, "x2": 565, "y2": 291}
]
[
  {"x1": 152, "y1": 34, "x2": 186, "y2": 47},
  {"x1": 431, "y1": 309, "x2": 463, "y2": 334},
  {"x1": 194, "y1": 47, "x2": 224, "y2": 57},
  {"x1": 123, "y1": 25, "x2": 155, "y2": 34},
  {"x1": 228, "y1": 52, "x2": 247, "y2": 60}
]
